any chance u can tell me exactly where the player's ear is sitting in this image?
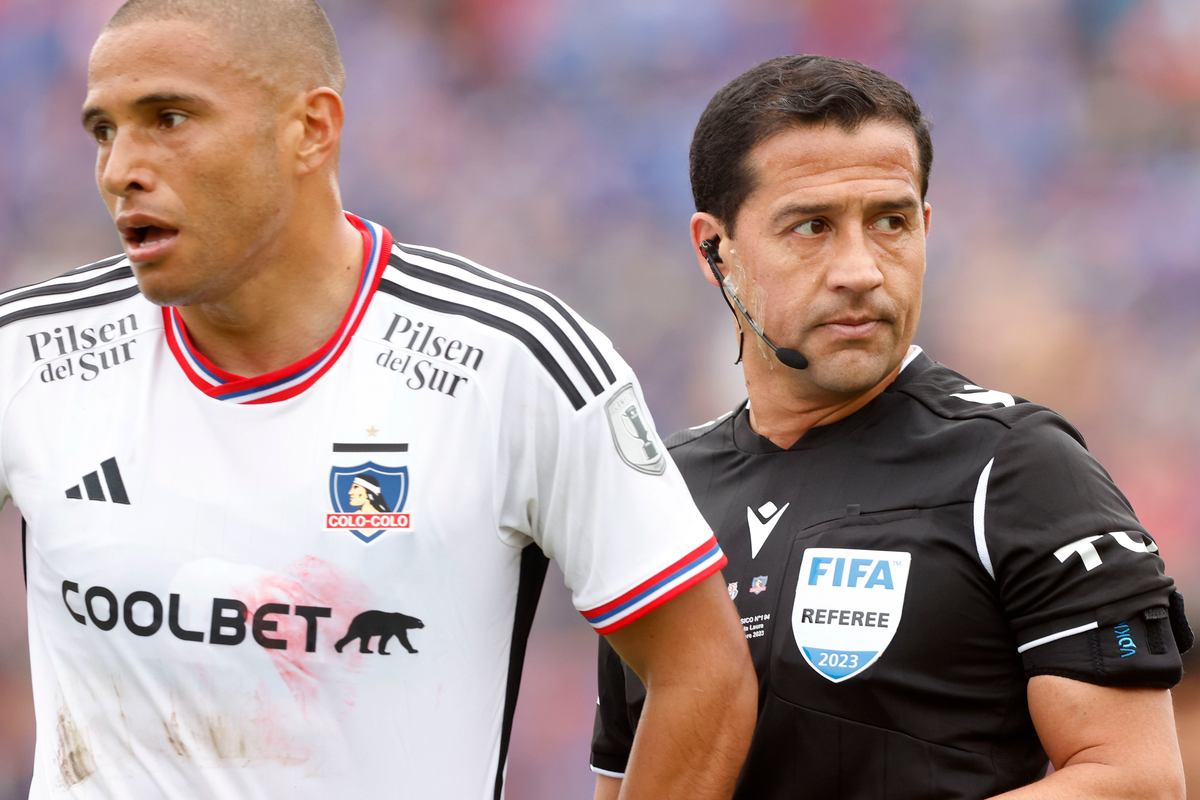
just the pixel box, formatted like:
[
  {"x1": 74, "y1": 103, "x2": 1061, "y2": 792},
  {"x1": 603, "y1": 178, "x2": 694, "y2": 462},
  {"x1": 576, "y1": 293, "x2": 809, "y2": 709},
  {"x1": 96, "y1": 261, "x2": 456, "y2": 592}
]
[
  {"x1": 291, "y1": 87, "x2": 344, "y2": 176},
  {"x1": 923, "y1": 202, "x2": 931, "y2": 235},
  {"x1": 691, "y1": 212, "x2": 727, "y2": 288}
]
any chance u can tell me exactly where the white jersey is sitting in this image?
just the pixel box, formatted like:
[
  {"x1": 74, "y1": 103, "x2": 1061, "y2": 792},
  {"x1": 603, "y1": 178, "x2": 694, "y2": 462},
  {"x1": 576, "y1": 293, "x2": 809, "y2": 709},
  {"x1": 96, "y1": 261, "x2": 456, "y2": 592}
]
[{"x1": 0, "y1": 215, "x2": 724, "y2": 799}]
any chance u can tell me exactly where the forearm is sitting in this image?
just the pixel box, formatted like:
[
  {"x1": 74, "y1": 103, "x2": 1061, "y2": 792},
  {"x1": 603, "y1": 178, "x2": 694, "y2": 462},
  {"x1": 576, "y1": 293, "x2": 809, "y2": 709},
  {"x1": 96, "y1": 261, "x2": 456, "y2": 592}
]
[
  {"x1": 603, "y1": 573, "x2": 757, "y2": 800},
  {"x1": 618, "y1": 662, "x2": 756, "y2": 799}
]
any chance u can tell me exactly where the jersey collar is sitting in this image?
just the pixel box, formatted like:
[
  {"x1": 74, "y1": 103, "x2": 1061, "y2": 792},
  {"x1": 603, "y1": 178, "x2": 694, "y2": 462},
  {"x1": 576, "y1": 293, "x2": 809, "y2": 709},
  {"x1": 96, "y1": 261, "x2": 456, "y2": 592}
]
[{"x1": 163, "y1": 213, "x2": 391, "y2": 404}]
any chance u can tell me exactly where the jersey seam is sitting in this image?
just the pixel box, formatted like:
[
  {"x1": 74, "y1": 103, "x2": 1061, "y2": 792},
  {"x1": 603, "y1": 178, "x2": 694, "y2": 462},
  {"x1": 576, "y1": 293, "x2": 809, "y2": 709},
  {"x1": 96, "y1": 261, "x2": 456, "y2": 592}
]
[{"x1": 766, "y1": 686, "x2": 992, "y2": 759}]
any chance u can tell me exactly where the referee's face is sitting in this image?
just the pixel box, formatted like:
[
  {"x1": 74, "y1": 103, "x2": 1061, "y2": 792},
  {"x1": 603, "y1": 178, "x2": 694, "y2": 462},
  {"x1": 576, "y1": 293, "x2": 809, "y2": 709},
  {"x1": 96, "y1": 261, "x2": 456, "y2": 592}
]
[
  {"x1": 83, "y1": 19, "x2": 291, "y2": 306},
  {"x1": 705, "y1": 120, "x2": 929, "y2": 398}
]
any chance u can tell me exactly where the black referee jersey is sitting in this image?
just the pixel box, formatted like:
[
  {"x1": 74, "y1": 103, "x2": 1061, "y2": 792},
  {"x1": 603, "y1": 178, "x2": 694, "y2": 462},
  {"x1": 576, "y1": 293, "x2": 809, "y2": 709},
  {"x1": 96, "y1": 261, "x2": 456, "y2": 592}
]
[{"x1": 592, "y1": 351, "x2": 1191, "y2": 800}]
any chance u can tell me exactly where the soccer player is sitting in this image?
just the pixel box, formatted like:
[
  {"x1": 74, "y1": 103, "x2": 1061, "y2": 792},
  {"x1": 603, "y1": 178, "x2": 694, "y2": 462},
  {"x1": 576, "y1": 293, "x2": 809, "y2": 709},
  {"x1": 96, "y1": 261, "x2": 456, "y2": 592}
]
[
  {"x1": 0, "y1": 1, "x2": 757, "y2": 797},
  {"x1": 592, "y1": 55, "x2": 1192, "y2": 800}
]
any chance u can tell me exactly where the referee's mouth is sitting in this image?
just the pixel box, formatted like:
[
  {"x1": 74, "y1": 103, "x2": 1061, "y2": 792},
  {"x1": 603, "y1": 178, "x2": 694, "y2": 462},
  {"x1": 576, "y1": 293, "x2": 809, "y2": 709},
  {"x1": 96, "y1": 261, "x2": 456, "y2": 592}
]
[{"x1": 118, "y1": 217, "x2": 180, "y2": 264}]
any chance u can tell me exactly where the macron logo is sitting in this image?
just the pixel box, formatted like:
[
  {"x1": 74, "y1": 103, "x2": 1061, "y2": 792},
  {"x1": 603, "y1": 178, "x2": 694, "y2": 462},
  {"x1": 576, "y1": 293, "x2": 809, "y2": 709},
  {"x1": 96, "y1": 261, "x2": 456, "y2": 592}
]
[{"x1": 747, "y1": 501, "x2": 789, "y2": 559}]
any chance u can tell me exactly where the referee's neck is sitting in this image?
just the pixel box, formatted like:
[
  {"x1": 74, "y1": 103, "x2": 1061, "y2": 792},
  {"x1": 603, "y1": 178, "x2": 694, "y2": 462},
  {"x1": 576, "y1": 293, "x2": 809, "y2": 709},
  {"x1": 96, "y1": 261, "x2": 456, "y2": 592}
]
[{"x1": 745, "y1": 358, "x2": 904, "y2": 449}]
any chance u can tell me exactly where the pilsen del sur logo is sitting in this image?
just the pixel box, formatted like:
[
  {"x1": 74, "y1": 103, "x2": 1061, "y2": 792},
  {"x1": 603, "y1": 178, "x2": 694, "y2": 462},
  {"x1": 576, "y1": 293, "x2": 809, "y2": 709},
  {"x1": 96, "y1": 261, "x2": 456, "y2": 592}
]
[{"x1": 327, "y1": 443, "x2": 412, "y2": 543}]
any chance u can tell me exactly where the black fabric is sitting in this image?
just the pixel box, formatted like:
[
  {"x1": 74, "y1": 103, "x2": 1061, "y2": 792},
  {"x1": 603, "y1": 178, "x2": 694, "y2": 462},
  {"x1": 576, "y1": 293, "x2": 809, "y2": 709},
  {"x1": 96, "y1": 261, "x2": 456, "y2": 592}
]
[
  {"x1": 591, "y1": 352, "x2": 1187, "y2": 799},
  {"x1": 590, "y1": 637, "x2": 643, "y2": 775},
  {"x1": 493, "y1": 543, "x2": 549, "y2": 800},
  {"x1": 1022, "y1": 613, "x2": 1182, "y2": 688}
]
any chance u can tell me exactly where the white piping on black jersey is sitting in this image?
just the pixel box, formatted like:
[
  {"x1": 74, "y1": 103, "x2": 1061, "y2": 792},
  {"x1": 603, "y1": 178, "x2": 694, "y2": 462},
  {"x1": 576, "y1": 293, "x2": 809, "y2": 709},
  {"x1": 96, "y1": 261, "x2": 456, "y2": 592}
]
[
  {"x1": 380, "y1": 245, "x2": 616, "y2": 411},
  {"x1": 0, "y1": 257, "x2": 138, "y2": 331},
  {"x1": 973, "y1": 458, "x2": 996, "y2": 579}
]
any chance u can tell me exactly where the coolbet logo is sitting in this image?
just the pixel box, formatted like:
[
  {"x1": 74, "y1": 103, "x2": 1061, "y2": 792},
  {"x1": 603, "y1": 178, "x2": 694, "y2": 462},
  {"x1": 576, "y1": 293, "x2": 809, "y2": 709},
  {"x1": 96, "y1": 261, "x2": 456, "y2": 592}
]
[
  {"x1": 328, "y1": 443, "x2": 412, "y2": 543},
  {"x1": 28, "y1": 313, "x2": 139, "y2": 383},
  {"x1": 792, "y1": 548, "x2": 911, "y2": 682},
  {"x1": 60, "y1": 580, "x2": 423, "y2": 656}
]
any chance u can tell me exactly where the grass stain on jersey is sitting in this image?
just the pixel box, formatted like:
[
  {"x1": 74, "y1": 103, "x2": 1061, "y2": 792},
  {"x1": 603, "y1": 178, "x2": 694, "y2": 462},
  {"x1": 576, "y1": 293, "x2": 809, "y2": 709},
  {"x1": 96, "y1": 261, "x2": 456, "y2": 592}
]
[{"x1": 56, "y1": 704, "x2": 96, "y2": 787}]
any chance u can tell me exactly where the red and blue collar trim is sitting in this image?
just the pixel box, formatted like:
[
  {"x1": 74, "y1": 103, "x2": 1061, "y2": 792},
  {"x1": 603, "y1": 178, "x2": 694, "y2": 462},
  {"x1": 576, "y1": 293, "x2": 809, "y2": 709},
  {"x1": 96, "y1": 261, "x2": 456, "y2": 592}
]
[{"x1": 163, "y1": 213, "x2": 391, "y2": 404}]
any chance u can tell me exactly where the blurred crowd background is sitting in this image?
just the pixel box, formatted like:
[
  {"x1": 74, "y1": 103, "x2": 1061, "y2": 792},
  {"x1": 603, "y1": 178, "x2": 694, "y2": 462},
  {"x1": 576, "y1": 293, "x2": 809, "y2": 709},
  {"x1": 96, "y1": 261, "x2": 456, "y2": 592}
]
[{"x1": 2, "y1": 0, "x2": 1200, "y2": 796}]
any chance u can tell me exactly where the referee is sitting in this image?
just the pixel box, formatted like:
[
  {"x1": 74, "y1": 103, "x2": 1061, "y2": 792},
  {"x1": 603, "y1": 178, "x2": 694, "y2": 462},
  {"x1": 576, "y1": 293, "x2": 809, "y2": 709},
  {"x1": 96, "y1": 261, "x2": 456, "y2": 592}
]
[{"x1": 592, "y1": 55, "x2": 1192, "y2": 800}]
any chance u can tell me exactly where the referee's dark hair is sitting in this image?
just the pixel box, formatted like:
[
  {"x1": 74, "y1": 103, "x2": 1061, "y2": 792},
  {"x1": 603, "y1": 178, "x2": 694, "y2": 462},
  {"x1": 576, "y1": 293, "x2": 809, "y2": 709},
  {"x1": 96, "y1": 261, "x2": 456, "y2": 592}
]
[{"x1": 691, "y1": 55, "x2": 932, "y2": 238}]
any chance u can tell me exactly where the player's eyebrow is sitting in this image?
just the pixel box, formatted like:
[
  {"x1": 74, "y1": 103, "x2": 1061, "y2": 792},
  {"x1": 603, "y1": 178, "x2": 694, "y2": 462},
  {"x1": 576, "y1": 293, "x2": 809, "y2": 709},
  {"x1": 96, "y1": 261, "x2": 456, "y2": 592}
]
[{"x1": 82, "y1": 92, "x2": 209, "y2": 126}]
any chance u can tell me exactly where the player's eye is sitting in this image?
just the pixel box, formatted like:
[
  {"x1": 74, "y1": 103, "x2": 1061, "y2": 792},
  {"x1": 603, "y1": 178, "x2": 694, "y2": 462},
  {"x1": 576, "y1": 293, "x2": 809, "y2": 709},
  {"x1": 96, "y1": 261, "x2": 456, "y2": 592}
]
[
  {"x1": 90, "y1": 124, "x2": 116, "y2": 144},
  {"x1": 794, "y1": 219, "x2": 826, "y2": 236},
  {"x1": 161, "y1": 112, "x2": 187, "y2": 129},
  {"x1": 874, "y1": 215, "x2": 906, "y2": 232}
]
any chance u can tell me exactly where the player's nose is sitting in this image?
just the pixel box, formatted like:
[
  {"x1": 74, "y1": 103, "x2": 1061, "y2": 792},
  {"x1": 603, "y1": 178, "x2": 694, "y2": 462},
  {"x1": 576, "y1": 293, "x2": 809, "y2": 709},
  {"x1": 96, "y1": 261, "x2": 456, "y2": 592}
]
[{"x1": 98, "y1": 131, "x2": 158, "y2": 199}]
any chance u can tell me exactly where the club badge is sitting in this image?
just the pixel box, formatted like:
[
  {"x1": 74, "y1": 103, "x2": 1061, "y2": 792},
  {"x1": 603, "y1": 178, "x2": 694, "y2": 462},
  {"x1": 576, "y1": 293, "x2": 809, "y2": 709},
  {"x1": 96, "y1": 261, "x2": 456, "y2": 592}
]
[
  {"x1": 328, "y1": 452, "x2": 411, "y2": 543},
  {"x1": 791, "y1": 548, "x2": 911, "y2": 682},
  {"x1": 728, "y1": 582, "x2": 739, "y2": 600}
]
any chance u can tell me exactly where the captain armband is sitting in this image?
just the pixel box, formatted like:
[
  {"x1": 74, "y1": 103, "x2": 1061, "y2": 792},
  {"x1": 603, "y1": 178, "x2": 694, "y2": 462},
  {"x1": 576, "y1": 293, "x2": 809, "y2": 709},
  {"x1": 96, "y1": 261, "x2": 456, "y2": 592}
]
[{"x1": 1020, "y1": 603, "x2": 1187, "y2": 689}]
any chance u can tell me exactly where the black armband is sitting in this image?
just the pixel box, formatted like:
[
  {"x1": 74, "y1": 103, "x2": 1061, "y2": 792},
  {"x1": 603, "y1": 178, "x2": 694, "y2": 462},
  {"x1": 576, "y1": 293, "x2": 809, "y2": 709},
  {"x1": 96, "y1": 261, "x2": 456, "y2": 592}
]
[{"x1": 1021, "y1": 605, "x2": 1183, "y2": 688}]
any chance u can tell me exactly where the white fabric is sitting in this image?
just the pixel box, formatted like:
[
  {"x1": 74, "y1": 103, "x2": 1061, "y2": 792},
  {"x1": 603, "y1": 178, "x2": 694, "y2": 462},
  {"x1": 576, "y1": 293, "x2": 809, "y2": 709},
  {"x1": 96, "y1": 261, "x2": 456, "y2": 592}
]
[{"x1": 0, "y1": 243, "x2": 716, "y2": 800}]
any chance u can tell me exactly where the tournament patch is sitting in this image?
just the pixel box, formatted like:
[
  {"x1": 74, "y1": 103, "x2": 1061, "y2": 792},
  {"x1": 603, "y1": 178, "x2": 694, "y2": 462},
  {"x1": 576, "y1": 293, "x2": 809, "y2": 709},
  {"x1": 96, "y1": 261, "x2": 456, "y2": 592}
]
[
  {"x1": 792, "y1": 548, "x2": 911, "y2": 682},
  {"x1": 604, "y1": 384, "x2": 666, "y2": 475}
]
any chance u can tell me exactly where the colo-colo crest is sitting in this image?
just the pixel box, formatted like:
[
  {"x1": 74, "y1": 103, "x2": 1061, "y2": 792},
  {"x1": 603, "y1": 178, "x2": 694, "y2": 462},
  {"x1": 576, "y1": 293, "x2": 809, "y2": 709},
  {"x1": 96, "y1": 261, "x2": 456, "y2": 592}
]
[
  {"x1": 327, "y1": 462, "x2": 410, "y2": 543},
  {"x1": 791, "y1": 548, "x2": 911, "y2": 682}
]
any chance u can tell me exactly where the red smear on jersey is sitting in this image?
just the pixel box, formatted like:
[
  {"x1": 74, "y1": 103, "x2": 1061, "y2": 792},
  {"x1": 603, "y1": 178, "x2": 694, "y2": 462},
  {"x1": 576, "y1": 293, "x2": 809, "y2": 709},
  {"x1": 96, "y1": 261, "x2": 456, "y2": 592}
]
[{"x1": 235, "y1": 556, "x2": 373, "y2": 714}]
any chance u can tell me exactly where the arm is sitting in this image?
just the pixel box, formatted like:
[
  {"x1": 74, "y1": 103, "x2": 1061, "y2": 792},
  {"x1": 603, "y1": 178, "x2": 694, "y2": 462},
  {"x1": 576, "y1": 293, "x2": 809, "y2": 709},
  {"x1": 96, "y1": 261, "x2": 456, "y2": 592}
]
[
  {"x1": 991, "y1": 676, "x2": 1184, "y2": 800},
  {"x1": 595, "y1": 774, "x2": 621, "y2": 800},
  {"x1": 600, "y1": 572, "x2": 756, "y2": 800}
]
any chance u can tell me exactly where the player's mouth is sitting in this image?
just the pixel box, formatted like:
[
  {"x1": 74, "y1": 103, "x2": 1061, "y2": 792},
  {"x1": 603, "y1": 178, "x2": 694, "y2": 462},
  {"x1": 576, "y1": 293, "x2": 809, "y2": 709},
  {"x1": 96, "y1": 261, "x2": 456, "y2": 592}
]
[{"x1": 118, "y1": 220, "x2": 180, "y2": 263}]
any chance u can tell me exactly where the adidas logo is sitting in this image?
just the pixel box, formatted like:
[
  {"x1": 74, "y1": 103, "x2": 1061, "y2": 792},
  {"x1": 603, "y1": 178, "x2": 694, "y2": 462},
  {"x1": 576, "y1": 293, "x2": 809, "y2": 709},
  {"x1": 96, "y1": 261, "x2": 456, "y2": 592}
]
[{"x1": 65, "y1": 458, "x2": 130, "y2": 505}]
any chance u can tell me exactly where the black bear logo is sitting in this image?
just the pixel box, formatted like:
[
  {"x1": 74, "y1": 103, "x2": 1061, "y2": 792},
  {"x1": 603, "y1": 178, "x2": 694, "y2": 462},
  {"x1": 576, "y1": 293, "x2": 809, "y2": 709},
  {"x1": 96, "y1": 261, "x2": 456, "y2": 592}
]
[{"x1": 335, "y1": 610, "x2": 424, "y2": 655}]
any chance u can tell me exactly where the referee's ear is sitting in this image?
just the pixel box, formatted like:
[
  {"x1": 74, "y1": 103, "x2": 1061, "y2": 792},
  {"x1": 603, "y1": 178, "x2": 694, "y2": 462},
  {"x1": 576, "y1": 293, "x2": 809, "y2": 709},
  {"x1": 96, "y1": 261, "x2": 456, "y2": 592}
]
[
  {"x1": 691, "y1": 212, "x2": 728, "y2": 287},
  {"x1": 287, "y1": 86, "x2": 345, "y2": 178}
]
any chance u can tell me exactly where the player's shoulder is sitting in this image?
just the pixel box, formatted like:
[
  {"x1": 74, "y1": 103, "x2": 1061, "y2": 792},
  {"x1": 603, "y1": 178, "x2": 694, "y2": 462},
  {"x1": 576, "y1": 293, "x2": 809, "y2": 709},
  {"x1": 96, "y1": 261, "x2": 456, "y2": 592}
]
[
  {"x1": 0, "y1": 254, "x2": 149, "y2": 345},
  {"x1": 372, "y1": 240, "x2": 625, "y2": 412},
  {"x1": 1, "y1": 253, "x2": 137, "y2": 320}
]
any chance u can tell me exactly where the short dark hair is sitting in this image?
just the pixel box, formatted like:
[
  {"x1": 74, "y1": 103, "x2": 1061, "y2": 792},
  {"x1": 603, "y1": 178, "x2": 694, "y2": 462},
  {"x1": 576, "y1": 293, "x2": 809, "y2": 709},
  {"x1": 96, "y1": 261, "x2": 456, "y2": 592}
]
[
  {"x1": 690, "y1": 55, "x2": 932, "y2": 238},
  {"x1": 106, "y1": 0, "x2": 345, "y2": 96}
]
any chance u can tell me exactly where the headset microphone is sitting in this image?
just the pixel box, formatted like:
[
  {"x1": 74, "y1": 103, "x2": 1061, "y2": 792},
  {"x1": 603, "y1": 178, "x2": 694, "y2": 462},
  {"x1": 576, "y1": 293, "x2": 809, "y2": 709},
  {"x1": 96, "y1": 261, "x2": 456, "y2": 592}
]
[{"x1": 700, "y1": 237, "x2": 809, "y2": 370}]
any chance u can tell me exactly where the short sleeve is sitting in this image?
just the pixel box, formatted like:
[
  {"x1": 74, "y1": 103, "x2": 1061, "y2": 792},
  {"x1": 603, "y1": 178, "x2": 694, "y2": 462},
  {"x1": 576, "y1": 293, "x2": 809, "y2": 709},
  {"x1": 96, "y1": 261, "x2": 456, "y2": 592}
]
[
  {"x1": 980, "y1": 411, "x2": 1188, "y2": 683},
  {"x1": 509, "y1": 345, "x2": 724, "y2": 635},
  {"x1": 591, "y1": 635, "x2": 645, "y2": 777}
]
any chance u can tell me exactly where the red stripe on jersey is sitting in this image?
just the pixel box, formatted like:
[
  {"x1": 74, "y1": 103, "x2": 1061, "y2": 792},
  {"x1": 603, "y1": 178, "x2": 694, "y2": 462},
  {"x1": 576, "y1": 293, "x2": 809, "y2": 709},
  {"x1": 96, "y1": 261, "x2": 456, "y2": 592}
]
[
  {"x1": 162, "y1": 213, "x2": 391, "y2": 404},
  {"x1": 582, "y1": 537, "x2": 727, "y2": 634}
]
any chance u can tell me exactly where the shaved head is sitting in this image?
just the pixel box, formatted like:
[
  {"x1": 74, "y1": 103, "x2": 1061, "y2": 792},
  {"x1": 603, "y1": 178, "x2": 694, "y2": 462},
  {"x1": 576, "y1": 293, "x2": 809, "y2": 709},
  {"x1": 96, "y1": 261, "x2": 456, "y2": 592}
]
[{"x1": 105, "y1": 0, "x2": 345, "y2": 99}]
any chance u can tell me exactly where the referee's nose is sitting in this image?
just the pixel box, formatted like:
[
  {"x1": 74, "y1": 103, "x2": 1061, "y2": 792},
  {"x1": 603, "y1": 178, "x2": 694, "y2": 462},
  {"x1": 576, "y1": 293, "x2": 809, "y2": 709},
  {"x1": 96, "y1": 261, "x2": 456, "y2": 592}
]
[{"x1": 825, "y1": 223, "x2": 885, "y2": 295}]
